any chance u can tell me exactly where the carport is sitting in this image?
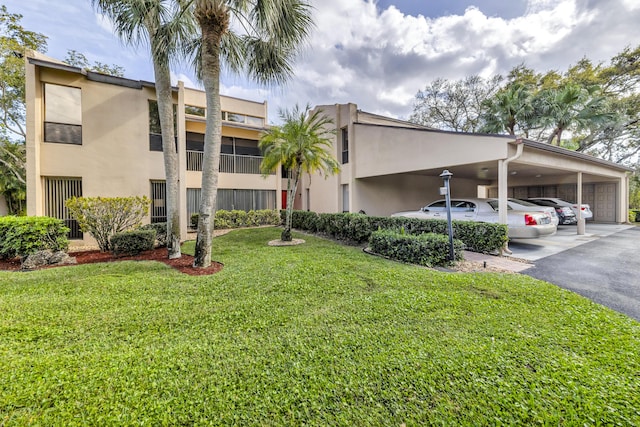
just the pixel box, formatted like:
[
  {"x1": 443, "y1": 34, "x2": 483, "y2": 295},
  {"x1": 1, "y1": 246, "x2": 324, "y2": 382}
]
[{"x1": 302, "y1": 104, "x2": 633, "y2": 230}]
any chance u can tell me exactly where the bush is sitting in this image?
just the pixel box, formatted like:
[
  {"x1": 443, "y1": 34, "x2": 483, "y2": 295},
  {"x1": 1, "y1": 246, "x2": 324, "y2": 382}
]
[
  {"x1": 287, "y1": 210, "x2": 507, "y2": 253},
  {"x1": 369, "y1": 229, "x2": 464, "y2": 267},
  {"x1": 191, "y1": 210, "x2": 281, "y2": 230},
  {"x1": 190, "y1": 213, "x2": 199, "y2": 229},
  {"x1": 0, "y1": 216, "x2": 69, "y2": 259},
  {"x1": 140, "y1": 222, "x2": 167, "y2": 247},
  {"x1": 66, "y1": 196, "x2": 151, "y2": 252},
  {"x1": 110, "y1": 229, "x2": 156, "y2": 257}
]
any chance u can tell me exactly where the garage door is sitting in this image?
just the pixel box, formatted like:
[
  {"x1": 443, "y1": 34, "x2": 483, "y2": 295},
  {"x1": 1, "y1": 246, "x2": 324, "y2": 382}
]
[{"x1": 594, "y1": 183, "x2": 616, "y2": 222}]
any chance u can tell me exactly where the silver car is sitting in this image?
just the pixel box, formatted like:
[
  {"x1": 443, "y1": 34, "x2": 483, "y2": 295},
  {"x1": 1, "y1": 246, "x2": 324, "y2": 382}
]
[
  {"x1": 505, "y1": 198, "x2": 559, "y2": 227},
  {"x1": 527, "y1": 197, "x2": 593, "y2": 220},
  {"x1": 391, "y1": 198, "x2": 557, "y2": 239}
]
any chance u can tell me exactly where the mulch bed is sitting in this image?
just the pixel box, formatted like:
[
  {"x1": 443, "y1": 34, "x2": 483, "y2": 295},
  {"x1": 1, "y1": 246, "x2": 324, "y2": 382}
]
[{"x1": 0, "y1": 248, "x2": 223, "y2": 276}]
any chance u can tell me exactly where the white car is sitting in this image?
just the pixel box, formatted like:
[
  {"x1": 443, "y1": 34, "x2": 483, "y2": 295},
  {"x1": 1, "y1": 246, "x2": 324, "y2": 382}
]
[
  {"x1": 527, "y1": 197, "x2": 593, "y2": 220},
  {"x1": 391, "y1": 198, "x2": 557, "y2": 239},
  {"x1": 505, "y1": 198, "x2": 559, "y2": 227}
]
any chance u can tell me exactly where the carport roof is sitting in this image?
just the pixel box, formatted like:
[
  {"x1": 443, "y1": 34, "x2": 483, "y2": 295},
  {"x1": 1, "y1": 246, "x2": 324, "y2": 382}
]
[{"x1": 353, "y1": 120, "x2": 633, "y2": 173}]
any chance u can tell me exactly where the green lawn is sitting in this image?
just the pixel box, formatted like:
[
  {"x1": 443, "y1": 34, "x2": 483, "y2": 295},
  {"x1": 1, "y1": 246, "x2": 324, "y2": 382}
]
[{"x1": 1, "y1": 227, "x2": 639, "y2": 426}]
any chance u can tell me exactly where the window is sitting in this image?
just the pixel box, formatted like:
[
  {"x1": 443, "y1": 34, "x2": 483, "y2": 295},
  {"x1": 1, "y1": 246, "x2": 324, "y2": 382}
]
[
  {"x1": 44, "y1": 177, "x2": 83, "y2": 239},
  {"x1": 246, "y1": 116, "x2": 264, "y2": 127},
  {"x1": 148, "y1": 100, "x2": 177, "y2": 152},
  {"x1": 217, "y1": 189, "x2": 276, "y2": 211},
  {"x1": 185, "y1": 105, "x2": 205, "y2": 117},
  {"x1": 226, "y1": 112, "x2": 246, "y2": 123},
  {"x1": 221, "y1": 111, "x2": 264, "y2": 127},
  {"x1": 150, "y1": 180, "x2": 166, "y2": 223},
  {"x1": 342, "y1": 184, "x2": 349, "y2": 213},
  {"x1": 341, "y1": 127, "x2": 349, "y2": 164},
  {"x1": 187, "y1": 188, "x2": 201, "y2": 227},
  {"x1": 44, "y1": 83, "x2": 82, "y2": 145}
]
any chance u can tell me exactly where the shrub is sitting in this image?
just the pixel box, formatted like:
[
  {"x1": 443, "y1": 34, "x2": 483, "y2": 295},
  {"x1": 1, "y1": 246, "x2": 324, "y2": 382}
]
[
  {"x1": 110, "y1": 229, "x2": 156, "y2": 257},
  {"x1": 369, "y1": 229, "x2": 464, "y2": 267},
  {"x1": 66, "y1": 196, "x2": 151, "y2": 252},
  {"x1": 229, "y1": 210, "x2": 247, "y2": 227},
  {"x1": 140, "y1": 222, "x2": 167, "y2": 247},
  {"x1": 0, "y1": 216, "x2": 69, "y2": 259},
  {"x1": 190, "y1": 213, "x2": 199, "y2": 229},
  {"x1": 286, "y1": 210, "x2": 507, "y2": 253}
]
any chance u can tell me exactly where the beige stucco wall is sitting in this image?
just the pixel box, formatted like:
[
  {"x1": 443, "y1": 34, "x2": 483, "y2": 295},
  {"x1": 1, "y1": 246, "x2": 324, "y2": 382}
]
[
  {"x1": 26, "y1": 54, "x2": 274, "y2": 245},
  {"x1": 353, "y1": 125, "x2": 509, "y2": 179},
  {"x1": 35, "y1": 69, "x2": 166, "y2": 201},
  {"x1": 304, "y1": 103, "x2": 630, "y2": 223},
  {"x1": 353, "y1": 174, "x2": 483, "y2": 217}
]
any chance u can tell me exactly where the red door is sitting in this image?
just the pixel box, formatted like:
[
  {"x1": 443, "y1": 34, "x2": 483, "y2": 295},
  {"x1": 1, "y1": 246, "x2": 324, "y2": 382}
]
[{"x1": 281, "y1": 190, "x2": 287, "y2": 210}]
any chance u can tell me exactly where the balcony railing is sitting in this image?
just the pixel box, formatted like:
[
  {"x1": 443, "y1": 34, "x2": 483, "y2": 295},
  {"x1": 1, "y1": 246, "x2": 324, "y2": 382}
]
[{"x1": 187, "y1": 151, "x2": 273, "y2": 175}]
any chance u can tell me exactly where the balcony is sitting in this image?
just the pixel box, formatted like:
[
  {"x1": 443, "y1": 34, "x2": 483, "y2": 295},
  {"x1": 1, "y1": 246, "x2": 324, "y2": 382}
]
[{"x1": 187, "y1": 151, "x2": 273, "y2": 175}]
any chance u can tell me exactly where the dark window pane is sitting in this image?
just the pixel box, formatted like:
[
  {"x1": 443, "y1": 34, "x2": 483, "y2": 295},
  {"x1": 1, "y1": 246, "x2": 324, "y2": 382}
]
[
  {"x1": 44, "y1": 122, "x2": 82, "y2": 145},
  {"x1": 186, "y1": 132, "x2": 205, "y2": 151},
  {"x1": 149, "y1": 100, "x2": 161, "y2": 134},
  {"x1": 149, "y1": 134, "x2": 163, "y2": 151},
  {"x1": 341, "y1": 127, "x2": 348, "y2": 164}
]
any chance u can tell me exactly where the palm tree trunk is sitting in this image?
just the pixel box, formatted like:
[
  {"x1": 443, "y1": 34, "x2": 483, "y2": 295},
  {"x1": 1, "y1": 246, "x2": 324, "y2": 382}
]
[
  {"x1": 151, "y1": 40, "x2": 181, "y2": 259},
  {"x1": 282, "y1": 170, "x2": 298, "y2": 242},
  {"x1": 193, "y1": 4, "x2": 226, "y2": 267}
]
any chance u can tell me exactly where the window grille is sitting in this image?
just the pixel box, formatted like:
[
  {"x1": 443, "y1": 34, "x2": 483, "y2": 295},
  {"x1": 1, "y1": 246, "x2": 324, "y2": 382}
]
[
  {"x1": 44, "y1": 177, "x2": 83, "y2": 239},
  {"x1": 150, "y1": 180, "x2": 166, "y2": 223}
]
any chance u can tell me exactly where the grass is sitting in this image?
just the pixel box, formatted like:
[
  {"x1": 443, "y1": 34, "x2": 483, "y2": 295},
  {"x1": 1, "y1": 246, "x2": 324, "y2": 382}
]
[{"x1": 0, "y1": 227, "x2": 639, "y2": 426}]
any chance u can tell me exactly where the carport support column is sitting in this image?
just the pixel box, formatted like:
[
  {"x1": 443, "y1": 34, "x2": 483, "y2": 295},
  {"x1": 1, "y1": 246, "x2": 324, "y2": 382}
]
[
  {"x1": 577, "y1": 172, "x2": 585, "y2": 235},
  {"x1": 498, "y1": 159, "x2": 508, "y2": 225}
]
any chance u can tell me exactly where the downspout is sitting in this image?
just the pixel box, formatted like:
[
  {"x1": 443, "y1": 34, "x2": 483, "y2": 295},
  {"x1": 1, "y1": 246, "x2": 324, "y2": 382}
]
[{"x1": 498, "y1": 138, "x2": 524, "y2": 254}]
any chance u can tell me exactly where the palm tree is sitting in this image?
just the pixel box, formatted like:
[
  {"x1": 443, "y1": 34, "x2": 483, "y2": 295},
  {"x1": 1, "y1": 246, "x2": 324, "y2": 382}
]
[
  {"x1": 259, "y1": 105, "x2": 339, "y2": 242},
  {"x1": 92, "y1": 0, "x2": 195, "y2": 259},
  {"x1": 538, "y1": 84, "x2": 614, "y2": 146},
  {"x1": 480, "y1": 83, "x2": 536, "y2": 137},
  {"x1": 191, "y1": 0, "x2": 313, "y2": 266}
]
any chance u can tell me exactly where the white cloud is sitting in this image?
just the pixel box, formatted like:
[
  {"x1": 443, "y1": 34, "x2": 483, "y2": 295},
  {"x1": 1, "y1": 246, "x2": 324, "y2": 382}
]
[
  {"x1": 94, "y1": 13, "x2": 115, "y2": 34},
  {"x1": 8, "y1": 0, "x2": 640, "y2": 122},
  {"x1": 259, "y1": 0, "x2": 640, "y2": 121}
]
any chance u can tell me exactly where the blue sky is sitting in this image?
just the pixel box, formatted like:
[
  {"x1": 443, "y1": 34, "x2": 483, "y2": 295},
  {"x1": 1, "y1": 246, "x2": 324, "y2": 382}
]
[{"x1": 6, "y1": 0, "x2": 640, "y2": 123}]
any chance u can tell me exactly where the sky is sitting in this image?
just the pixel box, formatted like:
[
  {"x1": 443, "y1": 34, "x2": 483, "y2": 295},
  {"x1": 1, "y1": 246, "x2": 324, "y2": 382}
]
[{"x1": 6, "y1": 0, "x2": 640, "y2": 124}]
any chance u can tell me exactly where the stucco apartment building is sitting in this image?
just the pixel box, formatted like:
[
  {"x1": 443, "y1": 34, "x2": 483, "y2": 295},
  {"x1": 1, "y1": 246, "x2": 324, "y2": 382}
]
[
  {"x1": 26, "y1": 52, "x2": 281, "y2": 245},
  {"x1": 25, "y1": 52, "x2": 631, "y2": 247},
  {"x1": 300, "y1": 103, "x2": 631, "y2": 225}
]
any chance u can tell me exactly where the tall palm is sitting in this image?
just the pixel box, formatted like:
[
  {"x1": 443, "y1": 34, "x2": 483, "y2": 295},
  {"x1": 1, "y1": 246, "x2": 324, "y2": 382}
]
[
  {"x1": 259, "y1": 105, "x2": 339, "y2": 241},
  {"x1": 191, "y1": 0, "x2": 313, "y2": 266},
  {"x1": 92, "y1": 0, "x2": 195, "y2": 259},
  {"x1": 539, "y1": 84, "x2": 614, "y2": 146},
  {"x1": 480, "y1": 83, "x2": 536, "y2": 137}
]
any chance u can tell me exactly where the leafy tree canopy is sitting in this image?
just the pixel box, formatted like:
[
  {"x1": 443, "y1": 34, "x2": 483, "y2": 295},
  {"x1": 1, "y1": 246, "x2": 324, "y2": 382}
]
[
  {"x1": 64, "y1": 50, "x2": 125, "y2": 77},
  {"x1": 410, "y1": 45, "x2": 640, "y2": 167}
]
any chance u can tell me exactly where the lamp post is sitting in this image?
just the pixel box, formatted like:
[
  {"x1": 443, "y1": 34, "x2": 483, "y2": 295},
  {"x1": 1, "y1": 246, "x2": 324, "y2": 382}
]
[{"x1": 439, "y1": 169, "x2": 455, "y2": 262}]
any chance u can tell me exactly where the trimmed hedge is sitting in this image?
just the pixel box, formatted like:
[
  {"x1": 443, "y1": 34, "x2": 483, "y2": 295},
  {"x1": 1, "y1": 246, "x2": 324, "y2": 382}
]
[
  {"x1": 369, "y1": 229, "x2": 464, "y2": 267},
  {"x1": 140, "y1": 222, "x2": 167, "y2": 247},
  {"x1": 0, "y1": 216, "x2": 69, "y2": 259},
  {"x1": 191, "y1": 210, "x2": 281, "y2": 230},
  {"x1": 286, "y1": 210, "x2": 508, "y2": 253},
  {"x1": 110, "y1": 229, "x2": 156, "y2": 257}
]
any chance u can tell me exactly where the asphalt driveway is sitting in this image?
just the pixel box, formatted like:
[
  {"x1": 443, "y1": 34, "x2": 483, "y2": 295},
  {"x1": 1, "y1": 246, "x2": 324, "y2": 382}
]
[{"x1": 521, "y1": 226, "x2": 640, "y2": 322}]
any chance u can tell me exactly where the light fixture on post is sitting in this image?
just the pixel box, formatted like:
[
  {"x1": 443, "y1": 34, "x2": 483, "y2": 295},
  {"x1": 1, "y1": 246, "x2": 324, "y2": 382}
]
[{"x1": 439, "y1": 169, "x2": 455, "y2": 262}]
